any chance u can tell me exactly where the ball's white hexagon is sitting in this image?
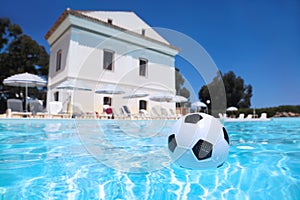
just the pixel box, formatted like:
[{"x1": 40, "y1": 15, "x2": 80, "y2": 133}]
[{"x1": 168, "y1": 113, "x2": 230, "y2": 169}]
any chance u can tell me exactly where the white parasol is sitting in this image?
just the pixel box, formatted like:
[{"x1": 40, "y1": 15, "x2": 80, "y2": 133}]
[
  {"x1": 172, "y1": 95, "x2": 188, "y2": 103},
  {"x1": 95, "y1": 84, "x2": 125, "y2": 95},
  {"x1": 123, "y1": 91, "x2": 149, "y2": 99},
  {"x1": 226, "y1": 106, "x2": 238, "y2": 111},
  {"x1": 3, "y1": 72, "x2": 47, "y2": 111},
  {"x1": 150, "y1": 93, "x2": 174, "y2": 102},
  {"x1": 55, "y1": 79, "x2": 92, "y2": 113}
]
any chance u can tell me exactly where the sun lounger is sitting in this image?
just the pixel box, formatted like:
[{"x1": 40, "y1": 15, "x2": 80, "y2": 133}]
[
  {"x1": 121, "y1": 105, "x2": 131, "y2": 119},
  {"x1": 6, "y1": 99, "x2": 32, "y2": 118},
  {"x1": 95, "y1": 106, "x2": 113, "y2": 119},
  {"x1": 246, "y1": 114, "x2": 253, "y2": 119},
  {"x1": 259, "y1": 113, "x2": 270, "y2": 121},
  {"x1": 159, "y1": 107, "x2": 177, "y2": 119},
  {"x1": 260, "y1": 113, "x2": 266, "y2": 119},
  {"x1": 97, "y1": 112, "x2": 112, "y2": 119},
  {"x1": 111, "y1": 108, "x2": 123, "y2": 119},
  {"x1": 71, "y1": 103, "x2": 96, "y2": 119},
  {"x1": 121, "y1": 105, "x2": 138, "y2": 119},
  {"x1": 48, "y1": 101, "x2": 71, "y2": 118},
  {"x1": 139, "y1": 109, "x2": 151, "y2": 119},
  {"x1": 160, "y1": 107, "x2": 170, "y2": 119},
  {"x1": 224, "y1": 112, "x2": 270, "y2": 122},
  {"x1": 238, "y1": 113, "x2": 245, "y2": 119},
  {"x1": 169, "y1": 108, "x2": 181, "y2": 119},
  {"x1": 151, "y1": 107, "x2": 163, "y2": 119},
  {"x1": 29, "y1": 100, "x2": 48, "y2": 118}
]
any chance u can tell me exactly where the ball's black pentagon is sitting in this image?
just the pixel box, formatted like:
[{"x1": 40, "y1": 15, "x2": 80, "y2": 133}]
[
  {"x1": 184, "y1": 114, "x2": 203, "y2": 124},
  {"x1": 168, "y1": 134, "x2": 177, "y2": 152},
  {"x1": 192, "y1": 139, "x2": 213, "y2": 160},
  {"x1": 222, "y1": 127, "x2": 229, "y2": 144}
]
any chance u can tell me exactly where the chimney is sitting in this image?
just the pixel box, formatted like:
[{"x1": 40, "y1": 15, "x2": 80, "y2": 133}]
[
  {"x1": 107, "y1": 19, "x2": 113, "y2": 25},
  {"x1": 141, "y1": 29, "x2": 146, "y2": 36}
]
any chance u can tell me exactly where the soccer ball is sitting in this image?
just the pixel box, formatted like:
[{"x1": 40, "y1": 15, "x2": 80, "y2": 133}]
[{"x1": 168, "y1": 113, "x2": 230, "y2": 169}]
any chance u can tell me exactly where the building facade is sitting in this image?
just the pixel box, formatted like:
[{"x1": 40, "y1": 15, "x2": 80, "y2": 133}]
[{"x1": 45, "y1": 9, "x2": 179, "y2": 114}]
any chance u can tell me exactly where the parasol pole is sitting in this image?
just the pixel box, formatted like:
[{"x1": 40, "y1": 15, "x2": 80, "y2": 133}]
[
  {"x1": 67, "y1": 91, "x2": 72, "y2": 114},
  {"x1": 25, "y1": 83, "x2": 28, "y2": 112}
]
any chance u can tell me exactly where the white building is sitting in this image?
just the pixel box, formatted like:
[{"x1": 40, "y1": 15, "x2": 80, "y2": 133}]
[{"x1": 45, "y1": 9, "x2": 179, "y2": 115}]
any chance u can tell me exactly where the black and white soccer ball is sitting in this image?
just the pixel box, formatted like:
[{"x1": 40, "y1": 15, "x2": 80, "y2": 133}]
[{"x1": 168, "y1": 113, "x2": 230, "y2": 169}]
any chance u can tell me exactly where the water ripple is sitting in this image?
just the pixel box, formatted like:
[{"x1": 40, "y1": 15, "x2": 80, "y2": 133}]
[{"x1": 0, "y1": 118, "x2": 299, "y2": 199}]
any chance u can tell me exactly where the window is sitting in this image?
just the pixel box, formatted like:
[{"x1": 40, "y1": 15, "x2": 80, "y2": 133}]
[
  {"x1": 56, "y1": 50, "x2": 62, "y2": 71},
  {"x1": 139, "y1": 100, "x2": 147, "y2": 110},
  {"x1": 103, "y1": 97, "x2": 112, "y2": 114},
  {"x1": 139, "y1": 58, "x2": 148, "y2": 77},
  {"x1": 54, "y1": 91, "x2": 59, "y2": 101},
  {"x1": 103, "y1": 50, "x2": 114, "y2": 71},
  {"x1": 103, "y1": 97, "x2": 112, "y2": 106}
]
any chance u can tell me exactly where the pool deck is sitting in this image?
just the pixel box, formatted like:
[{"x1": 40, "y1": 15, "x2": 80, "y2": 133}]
[{"x1": 0, "y1": 113, "x2": 178, "y2": 120}]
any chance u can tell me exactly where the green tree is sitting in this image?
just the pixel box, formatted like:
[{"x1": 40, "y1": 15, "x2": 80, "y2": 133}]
[
  {"x1": 239, "y1": 84, "x2": 252, "y2": 108},
  {"x1": 175, "y1": 69, "x2": 190, "y2": 99},
  {"x1": 0, "y1": 18, "x2": 49, "y2": 113},
  {"x1": 199, "y1": 71, "x2": 252, "y2": 109},
  {"x1": 179, "y1": 87, "x2": 190, "y2": 99}
]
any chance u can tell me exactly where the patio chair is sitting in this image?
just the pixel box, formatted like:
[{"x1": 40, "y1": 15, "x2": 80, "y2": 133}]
[{"x1": 6, "y1": 99, "x2": 32, "y2": 118}]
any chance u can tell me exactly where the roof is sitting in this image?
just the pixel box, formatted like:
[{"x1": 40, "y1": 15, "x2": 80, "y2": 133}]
[{"x1": 45, "y1": 9, "x2": 179, "y2": 51}]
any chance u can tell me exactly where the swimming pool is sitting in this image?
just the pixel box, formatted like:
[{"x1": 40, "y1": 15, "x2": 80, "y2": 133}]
[{"x1": 0, "y1": 118, "x2": 299, "y2": 199}]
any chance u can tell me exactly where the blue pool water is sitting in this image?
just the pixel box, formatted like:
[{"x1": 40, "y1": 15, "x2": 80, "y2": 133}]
[{"x1": 0, "y1": 118, "x2": 299, "y2": 199}]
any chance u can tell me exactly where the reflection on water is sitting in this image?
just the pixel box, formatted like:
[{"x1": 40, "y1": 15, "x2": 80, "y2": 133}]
[
  {"x1": 0, "y1": 118, "x2": 299, "y2": 199},
  {"x1": 76, "y1": 120, "x2": 173, "y2": 173}
]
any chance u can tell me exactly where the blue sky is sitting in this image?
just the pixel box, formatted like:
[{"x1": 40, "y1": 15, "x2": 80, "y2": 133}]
[{"x1": 1, "y1": 0, "x2": 299, "y2": 108}]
